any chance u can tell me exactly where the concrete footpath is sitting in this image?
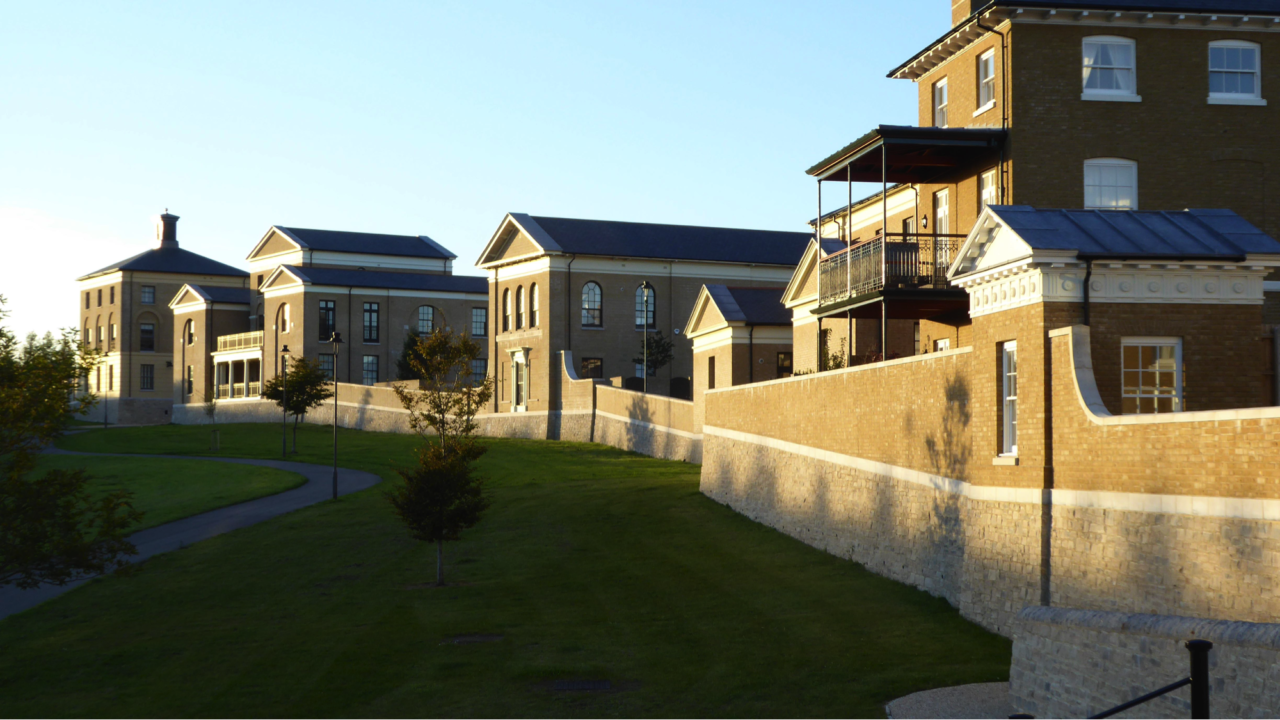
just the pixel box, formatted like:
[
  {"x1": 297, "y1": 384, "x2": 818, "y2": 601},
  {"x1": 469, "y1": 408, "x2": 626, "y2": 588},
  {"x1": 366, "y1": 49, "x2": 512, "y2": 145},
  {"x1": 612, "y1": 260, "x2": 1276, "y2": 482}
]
[
  {"x1": 0, "y1": 451, "x2": 381, "y2": 621},
  {"x1": 886, "y1": 682, "x2": 1013, "y2": 719}
]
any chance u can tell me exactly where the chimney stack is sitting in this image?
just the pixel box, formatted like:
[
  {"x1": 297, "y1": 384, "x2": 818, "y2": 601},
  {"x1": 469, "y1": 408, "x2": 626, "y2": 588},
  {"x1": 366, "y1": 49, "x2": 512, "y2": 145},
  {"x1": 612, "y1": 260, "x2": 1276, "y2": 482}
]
[
  {"x1": 952, "y1": 0, "x2": 973, "y2": 26},
  {"x1": 156, "y1": 210, "x2": 179, "y2": 248}
]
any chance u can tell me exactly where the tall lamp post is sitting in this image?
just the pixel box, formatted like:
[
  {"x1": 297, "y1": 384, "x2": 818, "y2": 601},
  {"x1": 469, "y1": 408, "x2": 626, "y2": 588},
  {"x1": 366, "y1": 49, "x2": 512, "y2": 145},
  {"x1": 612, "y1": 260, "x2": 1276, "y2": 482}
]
[
  {"x1": 329, "y1": 332, "x2": 343, "y2": 500},
  {"x1": 280, "y1": 345, "x2": 290, "y2": 460},
  {"x1": 638, "y1": 280, "x2": 653, "y2": 394}
]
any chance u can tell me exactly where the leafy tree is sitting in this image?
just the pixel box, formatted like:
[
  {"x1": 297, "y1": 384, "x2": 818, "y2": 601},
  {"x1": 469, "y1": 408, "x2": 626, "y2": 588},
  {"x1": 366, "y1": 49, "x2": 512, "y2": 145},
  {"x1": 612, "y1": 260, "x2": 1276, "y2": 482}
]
[
  {"x1": 262, "y1": 357, "x2": 335, "y2": 454},
  {"x1": 389, "y1": 330, "x2": 494, "y2": 585},
  {"x1": 0, "y1": 297, "x2": 143, "y2": 588},
  {"x1": 631, "y1": 330, "x2": 675, "y2": 380},
  {"x1": 396, "y1": 336, "x2": 427, "y2": 381}
]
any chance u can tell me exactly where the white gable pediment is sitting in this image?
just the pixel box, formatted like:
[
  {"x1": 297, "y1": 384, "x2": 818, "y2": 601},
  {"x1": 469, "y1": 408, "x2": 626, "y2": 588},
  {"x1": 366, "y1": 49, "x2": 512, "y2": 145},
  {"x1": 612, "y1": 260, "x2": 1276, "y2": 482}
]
[
  {"x1": 948, "y1": 209, "x2": 1036, "y2": 281},
  {"x1": 783, "y1": 240, "x2": 822, "y2": 308}
]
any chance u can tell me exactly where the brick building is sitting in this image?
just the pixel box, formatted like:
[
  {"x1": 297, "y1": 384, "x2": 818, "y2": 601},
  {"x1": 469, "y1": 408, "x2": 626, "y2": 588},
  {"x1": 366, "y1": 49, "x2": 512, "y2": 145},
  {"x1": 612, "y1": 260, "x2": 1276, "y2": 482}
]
[{"x1": 76, "y1": 211, "x2": 248, "y2": 425}]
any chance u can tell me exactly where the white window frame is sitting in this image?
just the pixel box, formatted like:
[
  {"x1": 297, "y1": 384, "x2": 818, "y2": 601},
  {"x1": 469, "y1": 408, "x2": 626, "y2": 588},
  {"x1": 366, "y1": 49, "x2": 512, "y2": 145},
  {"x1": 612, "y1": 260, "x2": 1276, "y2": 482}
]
[
  {"x1": 933, "y1": 189, "x2": 950, "y2": 235},
  {"x1": 979, "y1": 169, "x2": 999, "y2": 211},
  {"x1": 1001, "y1": 341, "x2": 1018, "y2": 456},
  {"x1": 1082, "y1": 36, "x2": 1140, "y2": 102},
  {"x1": 934, "y1": 78, "x2": 949, "y2": 127},
  {"x1": 976, "y1": 49, "x2": 997, "y2": 115},
  {"x1": 1121, "y1": 337, "x2": 1183, "y2": 414},
  {"x1": 1084, "y1": 158, "x2": 1139, "y2": 210},
  {"x1": 530, "y1": 282, "x2": 539, "y2": 327},
  {"x1": 1208, "y1": 40, "x2": 1265, "y2": 106}
]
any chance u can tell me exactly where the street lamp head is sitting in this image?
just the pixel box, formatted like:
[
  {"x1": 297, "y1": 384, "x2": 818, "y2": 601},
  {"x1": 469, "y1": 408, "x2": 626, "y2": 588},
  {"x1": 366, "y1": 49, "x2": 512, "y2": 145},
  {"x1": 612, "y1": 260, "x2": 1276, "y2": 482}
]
[
  {"x1": 330, "y1": 332, "x2": 343, "y2": 345},
  {"x1": 281, "y1": 345, "x2": 291, "y2": 354}
]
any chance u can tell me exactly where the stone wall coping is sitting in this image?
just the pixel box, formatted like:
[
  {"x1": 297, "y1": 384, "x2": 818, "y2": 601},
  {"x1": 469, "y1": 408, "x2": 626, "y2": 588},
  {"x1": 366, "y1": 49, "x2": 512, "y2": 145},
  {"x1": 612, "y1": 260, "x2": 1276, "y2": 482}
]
[
  {"x1": 1053, "y1": 324, "x2": 1280, "y2": 426},
  {"x1": 596, "y1": 383, "x2": 696, "y2": 408},
  {"x1": 1017, "y1": 606, "x2": 1280, "y2": 650},
  {"x1": 704, "y1": 345, "x2": 974, "y2": 396}
]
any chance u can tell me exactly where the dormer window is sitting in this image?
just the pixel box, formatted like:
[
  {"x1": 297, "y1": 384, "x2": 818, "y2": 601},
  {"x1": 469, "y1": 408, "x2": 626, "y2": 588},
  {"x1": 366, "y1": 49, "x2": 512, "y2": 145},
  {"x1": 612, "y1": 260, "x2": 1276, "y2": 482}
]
[
  {"x1": 1209, "y1": 40, "x2": 1264, "y2": 105},
  {"x1": 1082, "y1": 37, "x2": 1139, "y2": 102}
]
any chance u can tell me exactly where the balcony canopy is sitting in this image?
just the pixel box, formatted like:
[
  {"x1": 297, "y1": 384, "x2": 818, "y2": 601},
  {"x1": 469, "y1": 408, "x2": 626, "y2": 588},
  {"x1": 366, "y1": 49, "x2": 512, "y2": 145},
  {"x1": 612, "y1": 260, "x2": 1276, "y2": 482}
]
[{"x1": 807, "y1": 125, "x2": 1006, "y2": 184}]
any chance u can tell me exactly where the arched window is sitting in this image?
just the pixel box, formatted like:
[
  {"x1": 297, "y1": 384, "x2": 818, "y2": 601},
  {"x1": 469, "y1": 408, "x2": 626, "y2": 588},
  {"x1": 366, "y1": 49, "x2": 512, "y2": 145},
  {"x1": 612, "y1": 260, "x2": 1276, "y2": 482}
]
[
  {"x1": 635, "y1": 285, "x2": 656, "y2": 330},
  {"x1": 1209, "y1": 40, "x2": 1262, "y2": 102},
  {"x1": 502, "y1": 289, "x2": 511, "y2": 332},
  {"x1": 107, "y1": 313, "x2": 115, "y2": 348},
  {"x1": 95, "y1": 316, "x2": 102, "y2": 345},
  {"x1": 581, "y1": 282, "x2": 602, "y2": 327},
  {"x1": 185, "y1": 319, "x2": 194, "y2": 345},
  {"x1": 1082, "y1": 36, "x2": 1137, "y2": 99},
  {"x1": 83, "y1": 319, "x2": 90, "y2": 345},
  {"x1": 515, "y1": 286, "x2": 525, "y2": 329},
  {"x1": 530, "y1": 283, "x2": 539, "y2": 327},
  {"x1": 417, "y1": 305, "x2": 436, "y2": 335},
  {"x1": 1084, "y1": 158, "x2": 1138, "y2": 210}
]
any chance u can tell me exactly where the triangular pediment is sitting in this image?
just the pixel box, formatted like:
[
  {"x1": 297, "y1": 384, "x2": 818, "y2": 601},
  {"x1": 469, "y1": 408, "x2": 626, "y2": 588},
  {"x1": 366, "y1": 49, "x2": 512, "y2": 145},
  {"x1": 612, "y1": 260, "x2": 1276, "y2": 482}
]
[
  {"x1": 783, "y1": 240, "x2": 822, "y2": 308},
  {"x1": 477, "y1": 214, "x2": 559, "y2": 267},
  {"x1": 261, "y1": 266, "x2": 306, "y2": 291},
  {"x1": 246, "y1": 226, "x2": 304, "y2": 261},
  {"x1": 683, "y1": 285, "x2": 731, "y2": 339},
  {"x1": 168, "y1": 284, "x2": 208, "y2": 310},
  {"x1": 949, "y1": 208, "x2": 1036, "y2": 280}
]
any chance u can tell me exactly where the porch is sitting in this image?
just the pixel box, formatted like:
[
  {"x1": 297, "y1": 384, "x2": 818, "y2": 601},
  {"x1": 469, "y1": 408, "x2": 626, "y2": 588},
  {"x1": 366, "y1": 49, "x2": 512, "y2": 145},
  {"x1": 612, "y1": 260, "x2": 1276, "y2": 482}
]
[{"x1": 214, "y1": 358, "x2": 262, "y2": 399}]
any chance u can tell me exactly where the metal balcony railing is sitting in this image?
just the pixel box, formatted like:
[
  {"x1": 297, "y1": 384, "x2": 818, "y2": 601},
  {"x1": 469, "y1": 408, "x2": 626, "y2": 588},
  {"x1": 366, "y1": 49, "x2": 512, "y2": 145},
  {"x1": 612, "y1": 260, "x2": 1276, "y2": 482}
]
[
  {"x1": 217, "y1": 330, "x2": 264, "y2": 352},
  {"x1": 819, "y1": 232, "x2": 966, "y2": 306}
]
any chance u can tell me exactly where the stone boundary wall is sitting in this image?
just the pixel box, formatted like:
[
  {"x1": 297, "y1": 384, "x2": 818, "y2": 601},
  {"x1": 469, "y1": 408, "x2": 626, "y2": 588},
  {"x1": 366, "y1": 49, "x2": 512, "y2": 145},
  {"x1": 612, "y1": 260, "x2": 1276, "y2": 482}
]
[
  {"x1": 84, "y1": 397, "x2": 174, "y2": 426},
  {"x1": 595, "y1": 384, "x2": 701, "y2": 463},
  {"x1": 1012, "y1": 606, "x2": 1280, "y2": 718}
]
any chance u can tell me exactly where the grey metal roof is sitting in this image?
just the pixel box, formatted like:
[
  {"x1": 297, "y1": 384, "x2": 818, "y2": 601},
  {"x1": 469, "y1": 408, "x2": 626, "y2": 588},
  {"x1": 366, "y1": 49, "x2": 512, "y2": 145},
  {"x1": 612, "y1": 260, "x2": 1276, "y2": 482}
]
[
  {"x1": 990, "y1": 206, "x2": 1280, "y2": 258},
  {"x1": 819, "y1": 239, "x2": 848, "y2": 256},
  {"x1": 285, "y1": 265, "x2": 488, "y2": 294},
  {"x1": 79, "y1": 246, "x2": 248, "y2": 281},
  {"x1": 275, "y1": 227, "x2": 457, "y2": 260},
  {"x1": 193, "y1": 285, "x2": 253, "y2": 304},
  {"x1": 705, "y1": 285, "x2": 791, "y2": 326},
  {"x1": 525, "y1": 216, "x2": 812, "y2": 267}
]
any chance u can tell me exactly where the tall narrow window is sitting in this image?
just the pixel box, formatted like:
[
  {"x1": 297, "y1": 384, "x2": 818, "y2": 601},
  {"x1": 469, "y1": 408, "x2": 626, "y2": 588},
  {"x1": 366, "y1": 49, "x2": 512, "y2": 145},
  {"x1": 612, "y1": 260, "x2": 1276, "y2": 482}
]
[
  {"x1": 363, "y1": 302, "x2": 379, "y2": 343},
  {"x1": 319, "y1": 354, "x2": 335, "y2": 381},
  {"x1": 1122, "y1": 337, "x2": 1182, "y2": 414},
  {"x1": 107, "y1": 365, "x2": 114, "y2": 391},
  {"x1": 362, "y1": 355, "x2": 378, "y2": 386},
  {"x1": 185, "y1": 319, "x2": 194, "y2": 345},
  {"x1": 1001, "y1": 342, "x2": 1018, "y2": 456},
  {"x1": 515, "y1": 286, "x2": 525, "y2": 329},
  {"x1": 83, "y1": 320, "x2": 90, "y2": 345},
  {"x1": 471, "y1": 308, "x2": 487, "y2": 337},
  {"x1": 1082, "y1": 36, "x2": 1137, "y2": 99},
  {"x1": 97, "y1": 289, "x2": 102, "y2": 307},
  {"x1": 1209, "y1": 40, "x2": 1262, "y2": 103},
  {"x1": 319, "y1": 300, "x2": 336, "y2": 341},
  {"x1": 708, "y1": 356, "x2": 716, "y2": 390},
  {"x1": 96, "y1": 320, "x2": 103, "y2": 345},
  {"x1": 530, "y1": 283, "x2": 539, "y2": 327},
  {"x1": 635, "y1": 285, "x2": 655, "y2": 330},
  {"x1": 502, "y1": 289, "x2": 511, "y2": 332},
  {"x1": 979, "y1": 169, "x2": 998, "y2": 211},
  {"x1": 777, "y1": 352, "x2": 793, "y2": 379},
  {"x1": 581, "y1": 282, "x2": 602, "y2": 327},
  {"x1": 933, "y1": 78, "x2": 948, "y2": 127},
  {"x1": 514, "y1": 361, "x2": 526, "y2": 407},
  {"x1": 978, "y1": 49, "x2": 996, "y2": 108},
  {"x1": 140, "y1": 364, "x2": 154, "y2": 391},
  {"x1": 417, "y1": 305, "x2": 436, "y2": 335},
  {"x1": 470, "y1": 359, "x2": 487, "y2": 385},
  {"x1": 186, "y1": 365, "x2": 194, "y2": 394},
  {"x1": 1084, "y1": 158, "x2": 1138, "y2": 210},
  {"x1": 84, "y1": 292, "x2": 90, "y2": 310},
  {"x1": 140, "y1": 323, "x2": 155, "y2": 352},
  {"x1": 109, "y1": 286, "x2": 115, "y2": 305},
  {"x1": 934, "y1": 188, "x2": 951, "y2": 235},
  {"x1": 141, "y1": 285, "x2": 155, "y2": 304}
]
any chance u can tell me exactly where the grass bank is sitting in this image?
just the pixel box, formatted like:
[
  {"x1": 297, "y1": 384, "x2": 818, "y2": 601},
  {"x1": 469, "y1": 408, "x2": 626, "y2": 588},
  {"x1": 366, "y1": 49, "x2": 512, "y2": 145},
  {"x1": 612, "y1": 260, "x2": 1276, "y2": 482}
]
[{"x1": 0, "y1": 423, "x2": 1011, "y2": 717}]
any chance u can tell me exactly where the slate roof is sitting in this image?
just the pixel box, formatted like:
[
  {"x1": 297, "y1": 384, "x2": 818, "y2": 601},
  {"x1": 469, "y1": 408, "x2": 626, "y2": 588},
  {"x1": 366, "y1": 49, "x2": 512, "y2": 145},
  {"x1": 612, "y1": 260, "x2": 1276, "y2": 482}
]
[
  {"x1": 819, "y1": 239, "x2": 848, "y2": 256},
  {"x1": 283, "y1": 265, "x2": 488, "y2": 294},
  {"x1": 193, "y1": 285, "x2": 253, "y2": 304},
  {"x1": 524, "y1": 216, "x2": 811, "y2": 267},
  {"x1": 275, "y1": 227, "x2": 456, "y2": 260},
  {"x1": 705, "y1": 285, "x2": 791, "y2": 326},
  {"x1": 989, "y1": 206, "x2": 1280, "y2": 259},
  {"x1": 79, "y1": 246, "x2": 248, "y2": 281}
]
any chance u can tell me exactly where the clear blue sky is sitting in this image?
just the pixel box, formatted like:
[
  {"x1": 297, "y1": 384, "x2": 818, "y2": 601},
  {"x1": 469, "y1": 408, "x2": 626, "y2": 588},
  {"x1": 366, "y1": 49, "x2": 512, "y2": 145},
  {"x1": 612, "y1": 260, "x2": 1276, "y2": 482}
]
[{"x1": 1, "y1": 1, "x2": 949, "y2": 340}]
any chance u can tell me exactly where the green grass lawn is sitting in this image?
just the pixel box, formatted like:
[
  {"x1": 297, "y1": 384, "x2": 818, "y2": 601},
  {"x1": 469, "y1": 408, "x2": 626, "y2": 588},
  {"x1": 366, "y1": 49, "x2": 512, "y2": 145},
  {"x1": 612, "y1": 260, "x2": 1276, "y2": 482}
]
[
  {"x1": 32, "y1": 454, "x2": 306, "y2": 531},
  {"x1": 0, "y1": 424, "x2": 1011, "y2": 717}
]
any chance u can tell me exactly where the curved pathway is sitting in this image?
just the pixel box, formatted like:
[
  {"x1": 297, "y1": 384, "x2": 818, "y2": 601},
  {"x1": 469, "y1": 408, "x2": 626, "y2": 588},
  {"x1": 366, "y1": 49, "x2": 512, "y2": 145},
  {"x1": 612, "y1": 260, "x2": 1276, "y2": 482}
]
[{"x1": 0, "y1": 451, "x2": 381, "y2": 621}]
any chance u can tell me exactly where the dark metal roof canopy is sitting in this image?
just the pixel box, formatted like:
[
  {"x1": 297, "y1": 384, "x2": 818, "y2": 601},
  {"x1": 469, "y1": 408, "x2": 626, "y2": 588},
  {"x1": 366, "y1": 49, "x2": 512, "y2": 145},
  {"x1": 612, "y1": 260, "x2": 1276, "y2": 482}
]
[{"x1": 807, "y1": 125, "x2": 1006, "y2": 183}]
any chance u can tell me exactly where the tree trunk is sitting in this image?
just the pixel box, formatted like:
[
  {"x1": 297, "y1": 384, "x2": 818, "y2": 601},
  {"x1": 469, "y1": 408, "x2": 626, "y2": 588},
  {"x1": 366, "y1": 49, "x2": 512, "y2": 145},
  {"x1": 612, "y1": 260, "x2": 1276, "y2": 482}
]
[{"x1": 436, "y1": 539, "x2": 444, "y2": 586}]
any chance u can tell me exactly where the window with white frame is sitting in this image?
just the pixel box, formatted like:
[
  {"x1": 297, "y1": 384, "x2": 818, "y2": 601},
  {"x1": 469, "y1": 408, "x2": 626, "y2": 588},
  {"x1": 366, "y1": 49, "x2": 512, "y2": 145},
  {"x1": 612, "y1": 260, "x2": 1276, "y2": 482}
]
[
  {"x1": 1121, "y1": 337, "x2": 1182, "y2": 414},
  {"x1": 1209, "y1": 40, "x2": 1262, "y2": 103},
  {"x1": 934, "y1": 78, "x2": 949, "y2": 127},
  {"x1": 977, "y1": 50, "x2": 996, "y2": 109},
  {"x1": 470, "y1": 358, "x2": 487, "y2": 386},
  {"x1": 362, "y1": 355, "x2": 378, "y2": 386},
  {"x1": 530, "y1": 283, "x2": 539, "y2": 327},
  {"x1": 1084, "y1": 158, "x2": 1138, "y2": 210},
  {"x1": 515, "y1": 286, "x2": 525, "y2": 329},
  {"x1": 933, "y1": 189, "x2": 950, "y2": 235},
  {"x1": 635, "y1": 285, "x2": 655, "y2": 330},
  {"x1": 471, "y1": 308, "x2": 487, "y2": 337},
  {"x1": 1082, "y1": 36, "x2": 1137, "y2": 99},
  {"x1": 1001, "y1": 341, "x2": 1018, "y2": 455},
  {"x1": 141, "y1": 285, "x2": 155, "y2": 305},
  {"x1": 581, "y1": 282, "x2": 602, "y2": 327},
  {"x1": 417, "y1": 305, "x2": 436, "y2": 335},
  {"x1": 979, "y1": 169, "x2": 998, "y2": 211}
]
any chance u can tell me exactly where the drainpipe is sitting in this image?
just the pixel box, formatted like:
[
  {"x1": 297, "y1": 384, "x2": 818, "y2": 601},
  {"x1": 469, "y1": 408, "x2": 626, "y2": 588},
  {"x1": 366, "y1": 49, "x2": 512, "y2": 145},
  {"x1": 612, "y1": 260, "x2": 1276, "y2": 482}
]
[{"x1": 1082, "y1": 260, "x2": 1093, "y2": 327}]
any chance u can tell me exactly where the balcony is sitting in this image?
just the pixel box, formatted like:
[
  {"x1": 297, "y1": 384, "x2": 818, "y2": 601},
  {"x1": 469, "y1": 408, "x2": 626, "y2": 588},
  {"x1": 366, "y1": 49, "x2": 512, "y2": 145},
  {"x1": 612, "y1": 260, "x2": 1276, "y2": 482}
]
[
  {"x1": 819, "y1": 232, "x2": 965, "y2": 305},
  {"x1": 217, "y1": 330, "x2": 263, "y2": 352}
]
